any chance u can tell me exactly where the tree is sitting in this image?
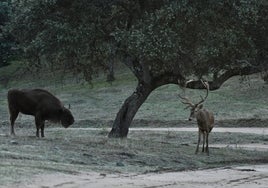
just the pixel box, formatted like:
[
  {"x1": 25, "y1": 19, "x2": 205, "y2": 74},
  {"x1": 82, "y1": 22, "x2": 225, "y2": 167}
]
[
  {"x1": 5, "y1": 0, "x2": 268, "y2": 137},
  {"x1": 6, "y1": 0, "x2": 122, "y2": 78},
  {"x1": 108, "y1": 0, "x2": 268, "y2": 137}
]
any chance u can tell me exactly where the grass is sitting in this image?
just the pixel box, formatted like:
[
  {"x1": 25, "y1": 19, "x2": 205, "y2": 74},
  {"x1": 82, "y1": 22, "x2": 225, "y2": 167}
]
[
  {"x1": 0, "y1": 127, "x2": 267, "y2": 186},
  {"x1": 0, "y1": 65, "x2": 267, "y2": 127},
  {"x1": 1, "y1": 64, "x2": 268, "y2": 123},
  {"x1": 0, "y1": 64, "x2": 268, "y2": 186}
]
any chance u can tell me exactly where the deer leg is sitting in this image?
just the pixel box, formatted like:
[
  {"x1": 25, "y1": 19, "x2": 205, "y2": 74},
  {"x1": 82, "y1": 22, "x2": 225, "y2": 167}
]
[
  {"x1": 10, "y1": 110, "x2": 19, "y2": 136},
  {"x1": 202, "y1": 132, "x2": 205, "y2": 152},
  {"x1": 195, "y1": 130, "x2": 201, "y2": 154},
  {"x1": 206, "y1": 133, "x2": 209, "y2": 156}
]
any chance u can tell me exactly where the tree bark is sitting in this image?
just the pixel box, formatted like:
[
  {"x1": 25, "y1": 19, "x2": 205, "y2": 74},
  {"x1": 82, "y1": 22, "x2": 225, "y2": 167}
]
[
  {"x1": 108, "y1": 82, "x2": 153, "y2": 138},
  {"x1": 106, "y1": 58, "x2": 115, "y2": 82}
]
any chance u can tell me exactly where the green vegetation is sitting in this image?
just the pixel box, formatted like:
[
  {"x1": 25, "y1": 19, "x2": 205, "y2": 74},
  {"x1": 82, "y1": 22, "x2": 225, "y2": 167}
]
[
  {"x1": 0, "y1": 1, "x2": 267, "y2": 185},
  {"x1": 0, "y1": 68, "x2": 267, "y2": 123},
  {"x1": 0, "y1": 65, "x2": 267, "y2": 186},
  {"x1": 0, "y1": 128, "x2": 267, "y2": 186},
  {"x1": 2, "y1": 0, "x2": 267, "y2": 137}
]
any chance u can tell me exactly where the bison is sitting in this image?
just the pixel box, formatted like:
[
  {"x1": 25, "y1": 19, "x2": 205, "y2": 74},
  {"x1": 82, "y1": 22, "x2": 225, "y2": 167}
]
[{"x1": 7, "y1": 88, "x2": 74, "y2": 137}]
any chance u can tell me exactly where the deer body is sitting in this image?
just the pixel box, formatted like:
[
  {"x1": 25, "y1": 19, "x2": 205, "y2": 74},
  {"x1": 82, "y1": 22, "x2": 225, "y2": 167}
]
[
  {"x1": 193, "y1": 107, "x2": 214, "y2": 155},
  {"x1": 179, "y1": 80, "x2": 214, "y2": 155}
]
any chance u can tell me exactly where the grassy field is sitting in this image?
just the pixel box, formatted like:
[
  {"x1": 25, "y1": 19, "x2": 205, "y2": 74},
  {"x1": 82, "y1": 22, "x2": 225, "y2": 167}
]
[
  {"x1": 0, "y1": 67, "x2": 268, "y2": 186},
  {"x1": 0, "y1": 127, "x2": 267, "y2": 186},
  {"x1": 1, "y1": 68, "x2": 267, "y2": 124}
]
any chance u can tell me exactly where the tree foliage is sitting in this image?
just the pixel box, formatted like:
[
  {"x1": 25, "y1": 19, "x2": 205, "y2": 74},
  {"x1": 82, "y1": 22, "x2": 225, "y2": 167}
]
[
  {"x1": 115, "y1": 1, "x2": 267, "y2": 81},
  {"x1": 6, "y1": 0, "x2": 267, "y2": 82},
  {"x1": 0, "y1": 0, "x2": 14, "y2": 67},
  {"x1": 7, "y1": 0, "x2": 123, "y2": 79}
]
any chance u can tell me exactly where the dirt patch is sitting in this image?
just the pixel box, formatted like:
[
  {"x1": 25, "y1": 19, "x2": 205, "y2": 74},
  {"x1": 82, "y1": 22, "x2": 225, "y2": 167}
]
[
  {"x1": 211, "y1": 144, "x2": 268, "y2": 152},
  {"x1": 7, "y1": 164, "x2": 268, "y2": 188},
  {"x1": 128, "y1": 127, "x2": 268, "y2": 135},
  {"x1": 71, "y1": 118, "x2": 268, "y2": 128},
  {"x1": 0, "y1": 122, "x2": 268, "y2": 187}
]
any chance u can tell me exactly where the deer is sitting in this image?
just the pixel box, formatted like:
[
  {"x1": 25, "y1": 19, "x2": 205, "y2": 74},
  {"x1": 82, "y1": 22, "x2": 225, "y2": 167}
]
[{"x1": 178, "y1": 80, "x2": 214, "y2": 155}]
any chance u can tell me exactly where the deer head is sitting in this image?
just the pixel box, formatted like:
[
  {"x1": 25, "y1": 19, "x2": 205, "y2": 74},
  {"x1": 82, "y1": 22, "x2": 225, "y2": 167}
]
[{"x1": 178, "y1": 80, "x2": 209, "y2": 121}]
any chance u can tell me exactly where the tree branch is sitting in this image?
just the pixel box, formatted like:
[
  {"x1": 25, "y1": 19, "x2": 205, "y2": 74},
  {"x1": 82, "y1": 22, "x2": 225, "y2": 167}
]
[{"x1": 186, "y1": 66, "x2": 263, "y2": 90}]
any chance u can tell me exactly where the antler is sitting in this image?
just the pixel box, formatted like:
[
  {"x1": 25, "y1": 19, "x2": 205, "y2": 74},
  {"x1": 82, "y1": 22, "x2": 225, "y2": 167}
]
[
  {"x1": 178, "y1": 79, "x2": 194, "y2": 107},
  {"x1": 178, "y1": 95, "x2": 195, "y2": 107},
  {"x1": 178, "y1": 79, "x2": 210, "y2": 109},
  {"x1": 196, "y1": 79, "x2": 209, "y2": 105}
]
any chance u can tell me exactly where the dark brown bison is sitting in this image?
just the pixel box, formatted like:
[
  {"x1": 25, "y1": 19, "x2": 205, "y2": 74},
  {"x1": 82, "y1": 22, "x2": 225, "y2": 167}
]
[{"x1": 7, "y1": 88, "x2": 74, "y2": 137}]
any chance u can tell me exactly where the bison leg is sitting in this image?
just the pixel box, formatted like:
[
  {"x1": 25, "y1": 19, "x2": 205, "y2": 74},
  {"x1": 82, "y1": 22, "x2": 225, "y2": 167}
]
[
  {"x1": 40, "y1": 121, "x2": 45, "y2": 137},
  {"x1": 35, "y1": 120, "x2": 45, "y2": 137},
  {"x1": 9, "y1": 110, "x2": 19, "y2": 136},
  {"x1": 35, "y1": 127, "x2": 40, "y2": 137},
  {"x1": 35, "y1": 114, "x2": 43, "y2": 138},
  {"x1": 195, "y1": 130, "x2": 201, "y2": 154}
]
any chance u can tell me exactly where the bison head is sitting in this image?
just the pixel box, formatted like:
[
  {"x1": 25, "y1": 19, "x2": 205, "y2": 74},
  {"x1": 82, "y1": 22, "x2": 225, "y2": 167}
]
[{"x1": 60, "y1": 108, "x2": 74, "y2": 128}]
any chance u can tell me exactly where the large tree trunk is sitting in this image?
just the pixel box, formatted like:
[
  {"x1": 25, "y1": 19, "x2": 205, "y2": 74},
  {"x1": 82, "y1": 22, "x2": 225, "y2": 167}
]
[{"x1": 108, "y1": 82, "x2": 153, "y2": 138}]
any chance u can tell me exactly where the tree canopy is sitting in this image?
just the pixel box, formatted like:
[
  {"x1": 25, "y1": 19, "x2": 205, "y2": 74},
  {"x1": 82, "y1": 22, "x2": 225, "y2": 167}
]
[
  {"x1": 4, "y1": 0, "x2": 268, "y2": 137},
  {"x1": 0, "y1": 0, "x2": 15, "y2": 67}
]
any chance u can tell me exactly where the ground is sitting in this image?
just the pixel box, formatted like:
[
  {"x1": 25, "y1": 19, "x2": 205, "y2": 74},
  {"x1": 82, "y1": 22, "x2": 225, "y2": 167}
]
[
  {"x1": 0, "y1": 73, "x2": 267, "y2": 187},
  {"x1": 0, "y1": 121, "x2": 267, "y2": 187},
  {"x1": 13, "y1": 164, "x2": 268, "y2": 188}
]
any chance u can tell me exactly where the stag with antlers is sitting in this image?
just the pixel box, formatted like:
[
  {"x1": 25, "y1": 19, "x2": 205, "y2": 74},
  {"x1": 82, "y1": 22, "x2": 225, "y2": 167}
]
[{"x1": 179, "y1": 80, "x2": 215, "y2": 155}]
